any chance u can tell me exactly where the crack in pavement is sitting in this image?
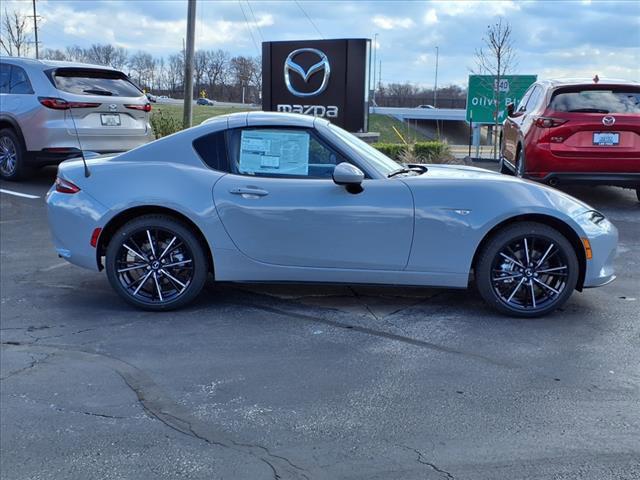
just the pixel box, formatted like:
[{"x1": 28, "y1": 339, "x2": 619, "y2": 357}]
[
  {"x1": 239, "y1": 302, "x2": 517, "y2": 370},
  {"x1": 1, "y1": 342, "x2": 309, "y2": 480},
  {"x1": 0, "y1": 351, "x2": 52, "y2": 381},
  {"x1": 396, "y1": 444, "x2": 455, "y2": 479}
]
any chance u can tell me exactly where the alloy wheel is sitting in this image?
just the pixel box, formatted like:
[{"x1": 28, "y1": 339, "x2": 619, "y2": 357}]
[
  {"x1": 115, "y1": 228, "x2": 194, "y2": 305},
  {"x1": 0, "y1": 135, "x2": 18, "y2": 177},
  {"x1": 490, "y1": 235, "x2": 569, "y2": 312}
]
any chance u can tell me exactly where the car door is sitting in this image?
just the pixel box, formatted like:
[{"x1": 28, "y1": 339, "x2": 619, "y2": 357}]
[
  {"x1": 503, "y1": 84, "x2": 536, "y2": 164},
  {"x1": 212, "y1": 126, "x2": 414, "y2": 270}
]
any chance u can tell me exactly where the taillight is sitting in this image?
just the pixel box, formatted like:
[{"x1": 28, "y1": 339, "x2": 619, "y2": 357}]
[
  {"x1": 55, "y1": 177, "x2": 81, "y2": 194},
  {"x1": 39, "y1": 97, "x2": 100, "y2": 109},
  {"x1": 534, "y1": 116, "x2": 568, "y2": 128},
  {"x1": 125, "y1": 103, "x2": 151, "y2": 112}
]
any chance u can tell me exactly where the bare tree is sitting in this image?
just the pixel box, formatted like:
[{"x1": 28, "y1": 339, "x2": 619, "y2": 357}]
[
  {"x1": 86, "y1": 44, "x2": 128, "y2": 70},
  {"x1": 473, "y1": 17, "x2": 517, "y2": 159},
  {"x1": 0, "y1": 9, "x2": 32, "y2": 57},
  {"x1": 167, "y1": 53, "x2": 184, "y2": 96},
  {"x1": 204, "y1": 49, "x2": 229, "y2": 99},
  {"x1": 41, "y1": 48, "x2": 67, "y2": 61},
  {"x1": 65, "y1": 45, "x2": 87, "y2": 62},
  {"x1": 193, "y1": 50, "x2": 207, "y2": 98}
]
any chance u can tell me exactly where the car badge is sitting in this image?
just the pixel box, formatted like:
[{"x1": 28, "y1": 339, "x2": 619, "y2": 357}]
[
  {"x1": 602, "y1": 116, "x2": 615, "y2": 126},
  {"x1": 108, "y1": 104, "x2": 118, "y2": 112},
  {"x1": 284, "y1": 48, "x2": 331, "y2": 98}
]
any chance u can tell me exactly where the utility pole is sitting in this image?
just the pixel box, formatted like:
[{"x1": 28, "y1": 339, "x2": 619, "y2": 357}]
[
  {"x1": 372, "y1": 33, "x2": 378, "y2": 104},
  {"x1": 182, "y1": 0, "x2": 196, "y2": 129},
  {"x1": 433, "y1": 45, "x2": 439, "y2": 108},
  {"x1": 31, "y1": 0, "x2": 40, "y2": 59}
]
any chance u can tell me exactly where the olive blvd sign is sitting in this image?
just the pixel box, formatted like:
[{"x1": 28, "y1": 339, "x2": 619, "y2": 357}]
[
  {"x1": 262, "y1": 39, "x2": 370, "y2": 132},
  {"x1": 466, "y1": 75, "x2": 537, "y2": 124}
]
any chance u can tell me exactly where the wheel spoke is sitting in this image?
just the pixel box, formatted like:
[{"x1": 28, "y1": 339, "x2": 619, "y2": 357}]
[
  {"x1": 492, "y1": 274, "x2": 522, "y2": 282},
  {"x1": 117, "y1": 263, "x2": 147, "y2": 273},
  {"x1": 529, "y1": 280, "x2": 536, "y2": 309},
  {"x1": 133, "y1": 270, "x2": 153, "y2": 296},
  {"x1": 537, "y1": 266, "x2": 567, "y2": 273},
  {"x1": 534, "y1": 278, "x2": 560, "y2": 295},
  {"x1": 524, "y1": 238, "x2": 531, "y2": 265},
  {"x1": 146, "y1": 230, "x2": 156, "y2": 257},
  {"x1": 500, "y1": 252, "x2": 525, "y2": 269},
  {"x1": 159, "y1": 236, "x2": 177, "y2": 260},
  {"x1": 163, "y1": 259, "x2": 192, "y2": 268},
  {"x1": 160, "y1": 268, "x2": 186, "y2": 290},
  {"x1": 153, "y1": 272, "x2": 163, "y2": 301},
  {"x1": 506, "y1": 277, "x2": 526, "y2": 303},
  {"x1": 123, "y1": 243, "x2": 148, "y2": 262},
  {"x1": 535, "y1": 243, "x2": 555, "y2": 268}
]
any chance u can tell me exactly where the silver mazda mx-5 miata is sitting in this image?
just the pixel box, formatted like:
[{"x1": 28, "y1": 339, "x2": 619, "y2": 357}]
[{"x1": 46, "y1": 112, "x2": 617, "y2": 317}]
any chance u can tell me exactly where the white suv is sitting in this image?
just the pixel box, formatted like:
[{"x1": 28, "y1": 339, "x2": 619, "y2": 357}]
[{"x1": 0, "y1": 57, "x2": 154, "y2": 180}]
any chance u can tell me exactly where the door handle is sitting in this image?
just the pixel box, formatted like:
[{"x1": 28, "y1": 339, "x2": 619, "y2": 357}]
[{"x1": 229, "y1": 187, "x2": 269, "y2": 197}]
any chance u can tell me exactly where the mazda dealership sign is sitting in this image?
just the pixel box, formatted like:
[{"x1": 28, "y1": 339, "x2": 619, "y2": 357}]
[{"x1": 262, "y1": 39, "x2": 370, "y2": 132}]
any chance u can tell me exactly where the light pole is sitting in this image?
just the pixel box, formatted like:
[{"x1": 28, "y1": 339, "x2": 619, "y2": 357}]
[
  {"x1": 183, "y1": 0, "x2": 196, "y2": 129},
  {"x1": 372, "y1": 33, "x2": 378, "y2": 104},
  {"x1": 433, "y1": 45, "x2": 439, "y2": 108}
]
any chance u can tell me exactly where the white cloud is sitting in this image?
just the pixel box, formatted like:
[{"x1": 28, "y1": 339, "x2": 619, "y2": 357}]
[
  {"x1": 424, "y1": 8, "x2": 438, "y2": 25},
  {"x1": 372, "y1": 15, "x2": 415, "y2": 30}
]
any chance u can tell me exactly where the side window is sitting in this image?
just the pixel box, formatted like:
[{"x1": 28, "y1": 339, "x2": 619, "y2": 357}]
[
  {"x1": 516, "y1": 85, "x2": 535, "y2": 112},
  {"x1": 227, "y1": 128, "x2": 344, "y2": 179},
  {"x1": 9, "y1": 66, "x2": 33, "y2": 94},
  {"x1": 525, "y1": 86, "x2": 542, "y2": 112},
  {"x1": 0, "y1": 63, "x2": 11, "y2": 93},
  {"x1": 192, "y1": 130, "x2": 228, "y2": 171}
]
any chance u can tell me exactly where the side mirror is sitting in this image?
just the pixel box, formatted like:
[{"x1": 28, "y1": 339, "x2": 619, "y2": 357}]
[
  {"x1": 333, "y1": 162, "x2": 364, "y2": 186},
  {"x1": 506, "y1": 102, "x2": 515, "y2": 117}
]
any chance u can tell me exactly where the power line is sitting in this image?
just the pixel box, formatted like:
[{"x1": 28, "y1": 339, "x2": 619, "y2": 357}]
[
  {"x1": 294, "y1": 0, "x2": 324, "y2": 39},
  {"x1": 246, "y1": 1, "x2": 264, "y2": 42},
  {"x1": 238, "y1": 0, "x2": 260, "y2": 53}
]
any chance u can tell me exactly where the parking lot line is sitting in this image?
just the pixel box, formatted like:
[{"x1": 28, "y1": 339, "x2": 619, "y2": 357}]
[{"x1": 0, "y1": 189, "x2": 40, "y2": 199}]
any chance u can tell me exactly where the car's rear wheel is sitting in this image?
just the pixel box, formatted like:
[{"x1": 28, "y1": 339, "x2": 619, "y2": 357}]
[
  {"x1": 105, "y1": 215, "x2": 208, "y2": 311},
  {"x1": 635, "y1": 187, "x2": 639, "y2": 202},
  {"x1": 0, "y1": 128, "x2": 30, "y2": 181},
  {"x1": 499, "y1": 157, "x2": 512, "y2": 175},
  {"x1": 476, "y1": 222, "x2": 579, "y2": 317}
]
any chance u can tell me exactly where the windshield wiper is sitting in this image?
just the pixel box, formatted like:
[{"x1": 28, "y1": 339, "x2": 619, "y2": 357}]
[
  {"x1": 387, "y1": 167, "x2": 413, "y2": 178},
  {"x1": 567, "y1": 108, "x2": 609, "y2": 113},
  {"x1": 83, "y1": 88, "x2": 113, "y2": 96}
]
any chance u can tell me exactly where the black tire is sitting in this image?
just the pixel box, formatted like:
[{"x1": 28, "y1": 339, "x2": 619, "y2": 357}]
[
  {"x1": 636, "y1": 187, "x2": 639, "y2": 203},
  {"x1": 476, "y1": 222, "x2": 579, "y2": 318},
  {"x1": 105, "y1": 214, "x2": 208, "y2": 311},
  {"x1": 499, "y1": 157, "x2": 513, "y2": 175},
  {"x1": 515, "y1": 147, "x2": 525, "y2": 178},
  {"x1": 0, "y1": 128, "x2": 30, "y2": 181}
]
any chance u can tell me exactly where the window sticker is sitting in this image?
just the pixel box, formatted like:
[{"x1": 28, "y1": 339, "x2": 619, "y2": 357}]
[{"x1": 239, "y1": 130, "x2": 310, "y2": 176}]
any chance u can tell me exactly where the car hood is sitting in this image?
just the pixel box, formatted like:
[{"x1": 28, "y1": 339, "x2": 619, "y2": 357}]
[{"x1": 400, "y1": 163, "x2": 594, "y2": 215}]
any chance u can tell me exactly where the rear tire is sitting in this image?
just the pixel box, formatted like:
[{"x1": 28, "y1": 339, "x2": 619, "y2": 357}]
[
  {"x1": 0, "y1": 128, "x2": 30, "y2": 181},
  {"x1": 105, "y1": 215, "x2": 208, "y2": 311},
  {"x1": 476, "y1": 222, "x2": 579, "y2": 318},
  {"x1": 635, "y1": 187, "x2": 639, "y2": 202},
  {"x1": 499, "y1": 157, "x2": 512, "y2": 175}
]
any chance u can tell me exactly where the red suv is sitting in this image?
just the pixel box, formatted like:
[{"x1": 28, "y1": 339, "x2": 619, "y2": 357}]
[{"x1": 500, "y1": 79, "x2": 640, "y2": 200}]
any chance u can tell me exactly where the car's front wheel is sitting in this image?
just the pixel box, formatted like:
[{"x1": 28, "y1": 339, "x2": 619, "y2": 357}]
[
  {"x1": 105, "y1": 215, "x2": 208, "y2": 311},
  {"x1": 476, "y1": 222, "x2": 579, "y2": 317},
  {"x1": 515, "y1": 147, "x2": 526, "y2": 178}
]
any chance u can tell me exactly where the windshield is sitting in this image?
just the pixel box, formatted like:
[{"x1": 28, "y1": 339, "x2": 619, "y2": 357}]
[
  {"x1": 51, "y1": 68, "x2": 143, "y2": 97},
  {"x1": 326, "y1": 122, "x2": 401, "y2": 176}
]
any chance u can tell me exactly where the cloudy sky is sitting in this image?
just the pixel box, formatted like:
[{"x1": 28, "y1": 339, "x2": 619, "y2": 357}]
[{"x1": 3, "y1": 0, "x2": 639, "y2": 87}]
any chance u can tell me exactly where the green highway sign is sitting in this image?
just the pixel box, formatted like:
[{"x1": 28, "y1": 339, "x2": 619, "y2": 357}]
[{"x1": 466, "y1": 75, "x2": 537, "y2": 124}]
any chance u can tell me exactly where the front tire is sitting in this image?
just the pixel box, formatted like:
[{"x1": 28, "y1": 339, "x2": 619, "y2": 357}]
[
  {"x1": 476, "y1": 222, "x2": 579, "y2": 317},
  {"x1": 0, "y1": 128, "x2": 30, "y2": 181},
  {"x1": 105, "y1": 215, "x2": 208, "y2": 311},
  {"x1": 515, "y1": 147, "x2": 526, "y2": 178}
]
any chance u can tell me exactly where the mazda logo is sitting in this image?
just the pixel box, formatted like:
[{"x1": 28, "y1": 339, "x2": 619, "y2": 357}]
[
  {"x1": 284, "y1": 48, "x2": 330, "y2": 98},
  {"x1": 108, "y1": 104, "x2": 117, "y2": 112},
  {"x1": 602, "y1": 116, "x2": 615, "y2": 126}
]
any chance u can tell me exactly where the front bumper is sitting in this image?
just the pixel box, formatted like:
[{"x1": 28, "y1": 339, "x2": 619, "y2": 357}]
[{"x1": 577, "y1": 213, "x2": 618, "y2": 288}]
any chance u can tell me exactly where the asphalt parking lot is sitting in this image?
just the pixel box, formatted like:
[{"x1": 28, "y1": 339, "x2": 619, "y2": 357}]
[{"x1": 1, "y1": 166, "x2": 639, "y2": 480}]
